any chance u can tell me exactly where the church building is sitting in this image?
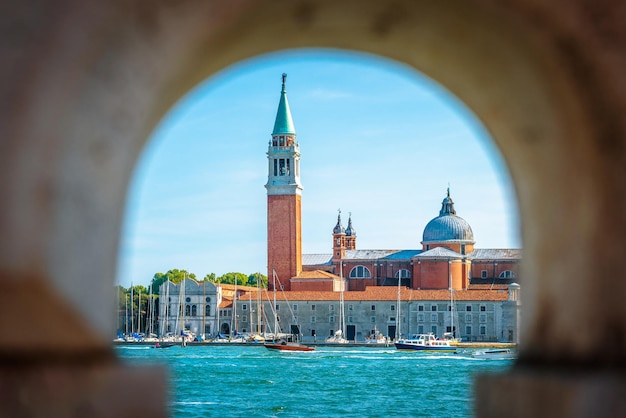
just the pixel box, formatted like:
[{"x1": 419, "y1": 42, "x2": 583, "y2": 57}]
[{"x1": 244, "y1": 74, "x2": 521, "y2": 343}]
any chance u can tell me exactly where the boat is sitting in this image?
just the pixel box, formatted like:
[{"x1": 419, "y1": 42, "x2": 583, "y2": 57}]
[
  {"x1": 442, "y1": 332, "x2": 462, "y2": 345},
  {"x1": 325, "y1": 264, "x2": 349, "y2": 344},
  {"x1": 325, "y1": 329, "x2": 349, "y2": 344},
  {"x1": 365, "y1": 327, "x2": 389, "y2": 344},
  {"x1": 394, "y1": 333, "x2": 457, "y2": 352},
  {"x1": 470, "y1": 348, "x2": 516, "y2": 360},
  {"x1": 264, "y1": 338, "x2": 315, "y2": 352},
  {"x1": 264, "y1": 270, "x2": 315, "y2": 352},
  {"x1": 153, "y1": 342, "x2": 175, "y2": 349}
]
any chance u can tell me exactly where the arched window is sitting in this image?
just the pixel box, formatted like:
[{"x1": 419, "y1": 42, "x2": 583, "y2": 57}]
[
  {"x1": 499, "y1": 270, "x2": 516, "y2": 279},
  {"x1": 205, "y1": 305, "x2": 211, "y2": 316},
  {"x1": 185, "y1": 305, "x2": 191, "y2": 316},
  {"x1": 395, "y1": 269, "x2": 411, "y2": 278},
  {"x1": 191, "y1": 305, "x2": 197, "y2": 316},
  {"x1": 349, "y1": 265, "x2": 371, "y2": 278}
]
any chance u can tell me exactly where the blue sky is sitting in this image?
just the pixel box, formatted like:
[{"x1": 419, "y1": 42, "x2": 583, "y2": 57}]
[{"x1": 115, "y1": 49, "x2": 520, "y2": 288}]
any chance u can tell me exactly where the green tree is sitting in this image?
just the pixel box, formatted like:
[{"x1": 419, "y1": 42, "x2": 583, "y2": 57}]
[
  {"x1": 150, "y1": 269, "x2": 197, "y2": 292},
  {"x1": 247, "y1": 273, "x2": 268, "y2": 288},
  {"x1": 216, "y1": 272, "x2": 249, "y2": 286},
  {"x1": 203, "y1": 273, "x2": 217, "y2": 282}
]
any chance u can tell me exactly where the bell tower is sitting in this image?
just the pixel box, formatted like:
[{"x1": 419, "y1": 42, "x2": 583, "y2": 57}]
[{"x1": 265, "y1": 74, "x2": 302, "y2": 290}]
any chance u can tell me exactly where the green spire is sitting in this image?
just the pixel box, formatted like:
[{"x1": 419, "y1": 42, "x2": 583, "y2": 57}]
[{"x1": 272, "y1": 73, "x2": 296, "y2": 136}]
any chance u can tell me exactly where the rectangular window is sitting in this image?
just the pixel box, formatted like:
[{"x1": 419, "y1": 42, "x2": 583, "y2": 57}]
[
  {"x1": 311, "y1": 304, "x2": 316, "y2": 311},
  {"x1": 241, "y1": 316, "x2": 247, "y2": 322},
  {"x1": 329, "y1": 316, "x2": 335, "y2": 323},
  {"x1": 348, "y1": 304, "x2": 353, "y2": 311},
  {"x1": 480, "y1": 305, "x2": 486, "y2": 312},
  {"x1": 431, "y1": 305, "x2": 437, "y2": 312},
  {"x1": 431, "y1": 325, "x2": 437, "y2": 334},
  {"x1": 329, "y1": 305, "x2": 335, "y2": 311},
  {"x1": 242, "y1": 304, "x2": 247, "y2": 310},
  {"x1": 465, "y1": 314, "x2": 472, "y2": 322},
  {"x1": 286, "y1": 159, "x2": 290, "y2": 175},
  {"x1": 348, "y1": 316, "x2": 353, "y2": 323},
  {"x1": 480, "y1": 325, "x2": 486, "y2": 335},
  {"x1": 293, "y1": 304, "x2": 298, "y2": 311},
  {"x1": 418, "y1": 325, "x2": 424, "y2": 334},
  {"x1": 273, "y1": 159, "x2": 277, "y2": 176},
  {"x1": 390, "y1": 305, "x2": 395, "y2": 311},
  {"x1": 480, "y1": 314, "x2": 487, "y2": 323},
  {"x1": 418, "y1": 305, "x2": 424, "y2": 312},
  {"x1": 311, "y1": 316, "x2": 316, "y2": 323},
  {"x1": 279, "y1": 159, "x2": 286, "y2": 175},
  {"x1": 370, "y1": 317, "x2": 376, "y2": 323},
  {"x1": 418, "y1": 314, "x2": 424, "y2": 322},
  {"x1": 371, "y1": 305, "x2": 376, "y2": 311},
  {"x1": 466, "y1": 325, "x2": 472, "y2": 335},
  {"x1": 275, "y1": 304, "x2": 279, "y2": 311},
  {"x1": 466, "y1": 305, "x2": 472, "y2": 312},
  {"x1": 389, "y1": 317, "x2": 396, "y2": 322},
  {"x1": 431, "y1": 314, "x2": 437, "y2": 322},
  {"x1": 481, "y1": 270, "x2": 488, "y2": 278}
]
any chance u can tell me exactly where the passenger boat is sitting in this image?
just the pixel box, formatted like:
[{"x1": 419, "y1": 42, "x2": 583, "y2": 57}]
[
  {"x1": 470, "y1": 348, "x2": 515, "y2": 360},
  {"x1": 394, "y1": 333, "x2": 457, "y2": 352}
]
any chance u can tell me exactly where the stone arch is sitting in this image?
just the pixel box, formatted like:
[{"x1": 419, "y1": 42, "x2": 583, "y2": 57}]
[{"x1": 2, "y1": 0, "x2": 625, "y2": 416}]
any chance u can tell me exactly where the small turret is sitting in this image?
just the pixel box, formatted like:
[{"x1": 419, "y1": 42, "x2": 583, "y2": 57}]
[{"x1": 345, "y1": 213, "x2": 357, "y2": 250}]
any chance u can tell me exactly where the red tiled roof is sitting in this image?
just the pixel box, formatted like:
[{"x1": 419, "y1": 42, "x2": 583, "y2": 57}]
[
  {"x1": 467, "y1": 284, "x2": 510, "y2": 291},
  {"x1": 239, "y1": 286, "x2": 508, "y2": 302},
  {"x1": 292, "y1": 270, "x2": 341, "y2": 280},
  {"x1": 219, "y1": 283, "x2": 258, "y2": 292}
]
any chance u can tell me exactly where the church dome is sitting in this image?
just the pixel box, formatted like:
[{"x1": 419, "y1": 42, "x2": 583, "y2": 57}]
[
  {"x1": 345, "y1": 215, "x2": 356, "y2": 237},
  {"x1": 333, "y1": 212, "x2": 345, "y2": 235},
  {"x1": 422, "y1": 190, "x2": 475, "y2": 243}
]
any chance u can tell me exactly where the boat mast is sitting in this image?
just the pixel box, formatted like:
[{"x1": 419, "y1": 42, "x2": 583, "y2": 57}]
[
  {"x1": 148, "y1": 283, "x2": 153, "y2": 337},
  {"x1": 396, "y1": 273, "x2": 401, "y2": 341},
  {"x1": 216, "y1": 278, "x2": 221, "y2": 336},
  {"x1": 273, "y1": 269, "x2": 278, "y2": 338},
  {"x1": 449, "y1": 260, "x2": 454, "y2": 337},
  {"x1": 233, "y1": 277, "x2": 237, "y2": 337},
  {"x1": 125, "y1": 293, "x2": 128, "y2": 336},
  {"x1": 340, "y1": 261, "x2": 345, "y2": 339},
  {"x1": 130, "y1": 282, "x2": 134, "y2": 334},
  {"x1": 257, "y1": 273, "x2": 262, "y2": 335},
  {"x1": 137, "y1": 290, "x2": 142, "y2": 335},
  {"x1": 202, "y1": 281, "x2": 206, "y2": 339}
]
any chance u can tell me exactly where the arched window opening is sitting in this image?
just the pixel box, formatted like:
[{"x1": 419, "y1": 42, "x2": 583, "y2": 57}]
[
  {"x1": 499, "y1": 270, "x2": 515, "y2": 279},
  {"x1": 349, "y1": 265, "x2": 371, "y2": 278},
  {"x1": 395, "y1": 269, "x2": 411, "y2": 279}
]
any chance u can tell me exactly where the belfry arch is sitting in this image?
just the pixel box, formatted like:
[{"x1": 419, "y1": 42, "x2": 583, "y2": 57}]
[{"x1": 2, "y1": 1, "x2": 625, "y2": 416}]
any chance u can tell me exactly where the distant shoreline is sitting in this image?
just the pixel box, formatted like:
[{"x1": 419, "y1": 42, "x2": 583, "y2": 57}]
[{"x1": 112, "y1": 340, "x2": 516, "y2": 349}]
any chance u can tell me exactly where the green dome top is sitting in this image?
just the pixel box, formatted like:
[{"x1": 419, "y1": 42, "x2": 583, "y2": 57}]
[{"x1": 272, "y1": 73, "x2": 296, "y2": 136}]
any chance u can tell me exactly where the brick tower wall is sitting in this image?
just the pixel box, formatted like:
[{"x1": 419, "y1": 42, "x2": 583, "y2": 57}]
[{"x1": 267, "y1": 194, "x2": 302, "y2": 290}]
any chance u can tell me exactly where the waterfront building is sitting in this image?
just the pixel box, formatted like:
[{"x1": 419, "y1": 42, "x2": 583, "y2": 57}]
[
  {"x1": 236, "y1": 74, "x2": 522, "y2": 342},
  {"x1": 158, "y1": 279, "x2": 221, "y2": 338}
]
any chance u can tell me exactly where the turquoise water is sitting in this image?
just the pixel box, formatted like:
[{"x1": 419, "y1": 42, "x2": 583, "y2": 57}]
[{"x1": 116, "y1": 345, "x2": 511, "y2": 417}]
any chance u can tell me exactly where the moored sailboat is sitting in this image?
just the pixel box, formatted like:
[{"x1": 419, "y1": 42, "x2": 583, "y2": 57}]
[{"x1": 264, "y1": 270, "x2": 315, "y2": 352}]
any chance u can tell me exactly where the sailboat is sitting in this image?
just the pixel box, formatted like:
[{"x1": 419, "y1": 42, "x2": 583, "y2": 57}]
[
  {"x1": 325, "y1": 264, "x2": 348, "y2": 344},
  {"x1": 264, "y1": 270, "x2": 314, "y2": 352},
  {"x1": 445, "y1": 270, "x2": 462, "y2": 345}
]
